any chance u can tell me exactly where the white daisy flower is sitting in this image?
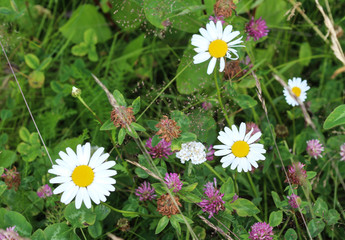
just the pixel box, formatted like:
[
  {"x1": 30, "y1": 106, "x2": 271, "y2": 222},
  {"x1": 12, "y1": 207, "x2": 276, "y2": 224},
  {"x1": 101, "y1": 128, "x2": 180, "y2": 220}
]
[
  {"x1": 283, "y1": 77, "x2": 310, "y2": 107},
  {"x1": 214, "y1": 123, "x2": 266, "y2": 172},
  {"x1": 176, "y1": 141, "x2": 207, "y2": 165},
  {"x1": 191, "y1": 20, "x2": 244, "y2": 75},
  {"x1": 48, "y1": 142, "x2": 117, "y2": 209}
]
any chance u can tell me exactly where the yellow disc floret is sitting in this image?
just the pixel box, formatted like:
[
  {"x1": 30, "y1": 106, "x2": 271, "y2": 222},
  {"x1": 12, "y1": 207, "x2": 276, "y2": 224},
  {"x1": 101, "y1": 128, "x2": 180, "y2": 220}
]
[
  {"x1": 72, "y1": 165, "x2": 94, "y2": 187},
  {"x1": 291, "y1": 87, "x2": 301, "y2": 97},
  {"x1": 231, "y1": 141, "x2": 250, "y2": 158},
  {"x1": 208, "y1": 40, "x2": 228, "y2": 58}
]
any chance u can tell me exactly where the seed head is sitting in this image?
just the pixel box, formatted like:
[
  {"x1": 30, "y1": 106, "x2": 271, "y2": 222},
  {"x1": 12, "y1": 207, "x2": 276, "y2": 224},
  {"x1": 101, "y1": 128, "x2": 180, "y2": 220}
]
[
  {"x1": 157, "y1": 193, "x2": 181, "y2": 218},
  {"x1": 155, "y1": 116, "x2": 181, "y2": 142},
  {"x1": 111, "y1": 106, "x2": 136, "y2": 129}
]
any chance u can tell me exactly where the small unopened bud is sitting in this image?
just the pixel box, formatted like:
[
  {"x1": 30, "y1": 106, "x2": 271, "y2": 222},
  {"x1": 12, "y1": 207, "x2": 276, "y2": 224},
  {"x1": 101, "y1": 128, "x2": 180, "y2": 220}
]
[{"x1": 71, "y1": 86, "x2": 81, "y2": 97}]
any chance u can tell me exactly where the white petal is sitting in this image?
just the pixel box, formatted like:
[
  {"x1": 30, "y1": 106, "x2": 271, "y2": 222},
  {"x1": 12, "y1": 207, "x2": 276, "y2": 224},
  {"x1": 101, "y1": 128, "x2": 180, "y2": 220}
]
[
  {"x1": 61, "y1": 183, "x2": 78, "y2": 204},
  {"x1": 199, "y1": 27, "x2": 213, "y2": 41},
  {"x1": 191, "y1": 34, "x2": 210, "y2": 48},
  {"x1": 59, "y1": 151, "x2": 77, "y2": 169},
  {"x1": 89, "y1": 150, "x2": 109, "y2": 169},
  {"x1": 219, "y1": 57, "x2": 225, "y2": 72},
  {"x1": 222, "y1": 25, "x2": 233, "y2": 41},
  {"x1": 48, "y1": 165, "x2": 71, "y2": 177},
  {"x1": 194, "y1": 47, "x2": 208, "y2": 53},
  {"x1": 223, "y1": 30, "x2": 240, "y2": 42},
  {"x1": 237, "y1": 161, "x2": 243, "y2": 172},
  {"x1": 94, "y1": 177, "x2": 116, "y2": 185},
  {"x1": 213, "y1": 144, "x2": 230, "y2": 150},
  {"x1": 216, "y1": 21, "x2": 223, "y2": 39},
  {"x1": 244, "y1": 129, "x2": 254, "y2": 142},
  {"x1": 214, "y1": 149, "x2": 231, "y2": 156},
  {"x1": 75, "y1": 188, "x2": 83, "y2": 209},
  {"x1": 227, "y1": 48, "x2": 239, "y2": 60},
  {"x1": 230, "y1": 157, "x2": 240, "y2": 170},
  {"x1": 55, "y1": 159, "x2": 73, "y2": 171},
  {"x1": 66, "y1": 147, "x2": 79, "y2": 165},
  {"x1": 94, "y1": 170, "x2": 117, "y2": 177},
  {"x1": 50, "y1": 176, "x2": 71, "y2": 184},
  {"x1": 87, "y1": 184, "x2": 100, "y2": 204},
  {"x1": 207, "y1": 57, "x2": 217, "y2": 75},
  {"x1": 224, "y1": 127, "x2": 233, "y2": 138},
  {"x1": 206, "y1": 21, "x2": 218, "y2": 40},
  {"x1": 248, "y1": 132, "x2": 262, "y2": 144},
  {"x1": 93, "y1": 161, "x2": 116, "y2": 173},
  {"x1": 82, "y1": 188, "x2": 92, "y2": 209},
  {"x1": 239, "y1": 122, "x2": 246, "y2": 140},
  {"x1": 82, "y1": 143, "x2": 91, "y2": 165},
  {"x1": 193, "y1": 52, "x2": 211, "y2": 64},
  {"x1": 217, "y1": 135, "x2": 233, "y2": 146},
  {"x1": 228, "y1": 36, "x2": 243, "y2": 46},
  {"x1": 53, "y1": 181, "x2": 71, "y2": 194}
]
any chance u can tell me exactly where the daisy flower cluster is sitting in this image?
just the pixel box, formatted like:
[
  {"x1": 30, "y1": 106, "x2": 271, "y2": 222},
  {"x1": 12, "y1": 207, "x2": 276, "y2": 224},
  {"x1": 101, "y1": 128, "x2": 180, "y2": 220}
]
[
  {"x1": 176, "y1": 141, "x2": 207, "y2": 165},
  {"x1": 48, "y1": 143, "x2": 117, "y2": 209}
]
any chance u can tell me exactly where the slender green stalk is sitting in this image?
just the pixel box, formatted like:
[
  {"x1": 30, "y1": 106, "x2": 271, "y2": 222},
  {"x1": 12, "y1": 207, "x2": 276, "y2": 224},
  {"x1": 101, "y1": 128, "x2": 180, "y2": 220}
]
[
  {"x1": 246, "y1": 172, "x2": 258, "y2": 198},
  {"x1": 294, "y1": 213, "x2": 302, "y2": 240},
  {"x1": 214, "y1": 70, "x2": 231, "y2": 126},
  {"x1": 278, "y1": 215, "x2": 291, "y2": 237},
  {"x1": 204, "y1": 162, "x2": 225, "y2": 183},
  {"x1": 80, "y1": 228, "x2": 87, "y2": 240},
  {"x1": 253, "y1": 214, "x2": 262, "y2": 222}
]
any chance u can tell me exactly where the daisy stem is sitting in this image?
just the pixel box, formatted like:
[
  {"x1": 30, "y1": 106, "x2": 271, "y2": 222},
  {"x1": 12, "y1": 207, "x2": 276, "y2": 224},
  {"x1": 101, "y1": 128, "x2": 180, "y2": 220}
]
[
  {"x1": 214, "y1": 70, "x2": 232, "y2": 126},
  {"x1": 204, "y1": 162, "x2": 225, "y2": 183},
  {"x1": 80, "y1": 228, "x2": 87, "y2": 240},
  {"x1": 246, "y1": 172, "x2": 258, "y2": 199}
]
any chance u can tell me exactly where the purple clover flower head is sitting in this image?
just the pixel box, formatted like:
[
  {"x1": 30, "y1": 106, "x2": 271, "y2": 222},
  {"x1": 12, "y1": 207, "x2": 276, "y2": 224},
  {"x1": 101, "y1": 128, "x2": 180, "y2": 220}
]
[
  {"x1": 37, "y1": 184, "x2": 53, "y2": 199},
  {"x1": 135, "y1": 181, "x2": 156, "y2": 201},
  {"x1": 146, "y1": 137, "x2": 173, "y2": 159},
  {"x1": 245, "y1": 17, "x2": 269, "y2": 41},
  {"x1": 206, "y1": 145, "x2": 215, "y2": 161},
  {"x1": 231, "y1": 193, "x2": 239, "y2": 203},
  {"x1": 249, "y1": 222, "x2": 274, "y2": 240},
  {"x1": 199, "y1": 178, "x2": 225, "y2": 218},
  {"x1": 202, "y1": 102, "x2": 212, "y2": 110},
  {"x1": 164, "y1": 173, "x2": 183, "y2": 193},
  {"x1": 306, "y1": 139, "x2": 324, "y2": 159},
  {"x1": 209, "y1": 15, "x2": 225, "y2": 24},
  {"x1": 340, "y1": 143, "x2": 345, "y2": 161},
  {"x1": 287, "y1": 193, "x2": 301, "y2": 209},
  {"x1": 0, "y1": 226, "x2": 20, "y2": 239}
]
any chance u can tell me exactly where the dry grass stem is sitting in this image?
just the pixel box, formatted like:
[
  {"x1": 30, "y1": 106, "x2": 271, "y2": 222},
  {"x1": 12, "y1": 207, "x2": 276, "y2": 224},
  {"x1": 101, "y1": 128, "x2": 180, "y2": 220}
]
[{"x1": 198, "y1": 215, "x2": 233, "y2": 240}]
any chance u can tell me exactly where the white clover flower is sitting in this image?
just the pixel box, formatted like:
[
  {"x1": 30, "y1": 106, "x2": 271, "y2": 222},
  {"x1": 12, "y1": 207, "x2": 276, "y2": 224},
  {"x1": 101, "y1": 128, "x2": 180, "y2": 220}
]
[
  {"x1": 191, "y1": 20, "x2": 244, "y2": 75},
  {"x1": 283, "y1": 77, "x2": 310, "y2": 106},
  {"x1": 71, "y1": 86, "x2": 81, "y2": 97},
  {"x1": 48, "y1": 142, "x2": 117, "y2": 209},
  {"x1": 176, "y1": 141, "x2": 207, "y2": 165},
  {"x1": 214, "y1": 123, "x2": 266, "y2": 172}
]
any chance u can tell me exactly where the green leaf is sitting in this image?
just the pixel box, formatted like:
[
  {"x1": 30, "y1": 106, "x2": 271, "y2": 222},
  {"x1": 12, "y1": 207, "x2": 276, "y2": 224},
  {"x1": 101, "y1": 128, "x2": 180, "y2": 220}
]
[
  {"x1": 126, "y1": 126, "x2": 139, "y2": 138},
  {"x1": 59, "y1": 4, "x2": 111, "y2": 43},
  {"x1": 189, "y1": 112, "x2": 217, "y2": 145},
  {"x1": 146, "y1": 120, "x2": 158, "y2": 131},
  {"x1": 71, "y1": 42, "x2": 88, "y2": 57},
  {"x1": 308, "y1": 219, "x2": 325, "y2": 238},
  {"x1": 24, "y1": 54, "x2": 40, "y2": 69},
  {"x1": 44, "y1": 223, "x2": 73, "y2": 240},
  {"x1": 1, "y1": 109, "x2": 12, "y2": 120},
  {"x1": 111, "y1": 1, "x2": 142, "y2": 30},
  {"x1": 4, "y1": 211, "x2": 32, "y2": 237},
  {"x1": 84, "y1": 29, "x2": 98, "y2": 45},
  {"x1": 220, "y1": 177, "x2": 235, "y2": 195},
  {"x1": 182, "y1": 182, "x2": 198, "y2": 192},
  {"x1": 0, "y1": 150, "x2": 17, "y2": 168},
  {"x1": 155, "y1": 216, "x2": 170, "y2": 234},
  {"x1": 307, "y1": 171, "x2": 317, "y2": 180},
  {"x1": 113, "y1": 90, "x2": 127, "y2": 106},
  {"x1": 0, "y1": 182, "x2": 7, "y2": 197},
  {"x1": 64, "y1": 204, "x2": 96, "y2": 228},
  {"x1": 118, "y1": 128, "x2": 126, "y2": 145},
  {"x1": 324, "y1": 209, "x2": 340, "y2": 225},
  {"x1": 176, "y1": 46, "x2": 213, "y2": 94},
  {"x1": 132, "y1": 96, "x2": 141, "y2": 114},
  {"x1": 151, "y1": 135, "x2": 161, "y2": 147},
  {"x1": 269, "y1": 210, "x2": 283, "y2": 227},
  {"x1": 88, "y1": 221, "x2": 102, "y2": 238},
  {"x1": 19, "y1": 127, "x2": 30, "y2": 142},
  {"x1": 234, "y1": 94, "x2": 257, "y2": 109},
  {"x1": 31, "y1": 229, "x2": 47, "y2": 240},
  {"x1": 39, "y1": 57, "x2": 52, "y2": 71},
  {"x1": 88, "y1": 45, "x2": 99, "y2": 62},
  {"x1": 173, "y1": 214, "x2": 194, "y2": 224},
  {"x1": 271, "y1": 191, "x2": 284, "y2": 209},
  {"x1": 230, "y1": 198, "x2": 260, "y2": 217},
  {"x1": 100, "y1": 119, "x2": 116, "y2": 131},
  {"x1": 193, "y1": 226, "x2": 206, "y2": 240},
  {"x1": 237, "y1": 77, "x2": 256, "y2": 88},
  {"x1": 170, "y1": 215, "x2": 181, "y2": 235},
  {"x1": 180, "y1": 132, "x2": 197, "y2": 142},
  {"x1": 94, "y1": 204, "x2": 111, "y2": 221},
  {"x1": 313, "y1": 198, "x2": 328, "y2": 217},
  {"x1": 284, "y1": 228, "x2": 297, "y2": 240},
  {"x1": 323, "y1": 104, "x2": 345, "y2": 129},
  {"x1": 28, "y1": 70, "x2": 45, "y2": 89},
  {"x1": 299, "y1": 42, "x2": 312, "y2": 66},
  {"x1": 0, "y1": 7, "x2": 12, "y2": 14},
  {"x1": 123, "y1": 34, "x2": 145, "y2": 65},
  {"x1": 178, "y1": 192, "x2": 202, "y2": 203},
  {"x1": 255, "y1": 0, "x2": 288, "y2": 25},
  {"x1": 131, "y1": 123, "x2": 146, "y2": 132}
]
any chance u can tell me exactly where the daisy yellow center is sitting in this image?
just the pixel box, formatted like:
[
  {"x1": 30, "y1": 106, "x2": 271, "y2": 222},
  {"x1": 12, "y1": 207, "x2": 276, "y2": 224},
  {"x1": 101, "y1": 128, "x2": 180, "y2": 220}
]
[
  {"x1": 232, "y1": 141, "x2": 250, "y2": 158},
  {"x1": 71, "y1": 165, "x2": 94, "y2": 187},
  {"x1": 291, "y1": 87, "x2": 301, "y2": 97},
  {"x1": 209, "y1": 40, "x2": 228, "y2": 58}
]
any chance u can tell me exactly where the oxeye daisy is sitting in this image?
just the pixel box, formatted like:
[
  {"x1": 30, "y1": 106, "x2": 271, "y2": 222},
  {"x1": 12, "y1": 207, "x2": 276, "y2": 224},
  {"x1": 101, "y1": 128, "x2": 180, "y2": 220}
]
[
  {"x1": 214, "y1": 122, "x2": 266, "y2": 172},
  {"x1": 48, "y1": 142, "x2": 117, "y2": 209},
  {"x1": 283, "y1": 77, "x2": 310, "y2": 106},
  {"x1": 191, "y1": 20, "x2": 244, "y2": 75}
]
